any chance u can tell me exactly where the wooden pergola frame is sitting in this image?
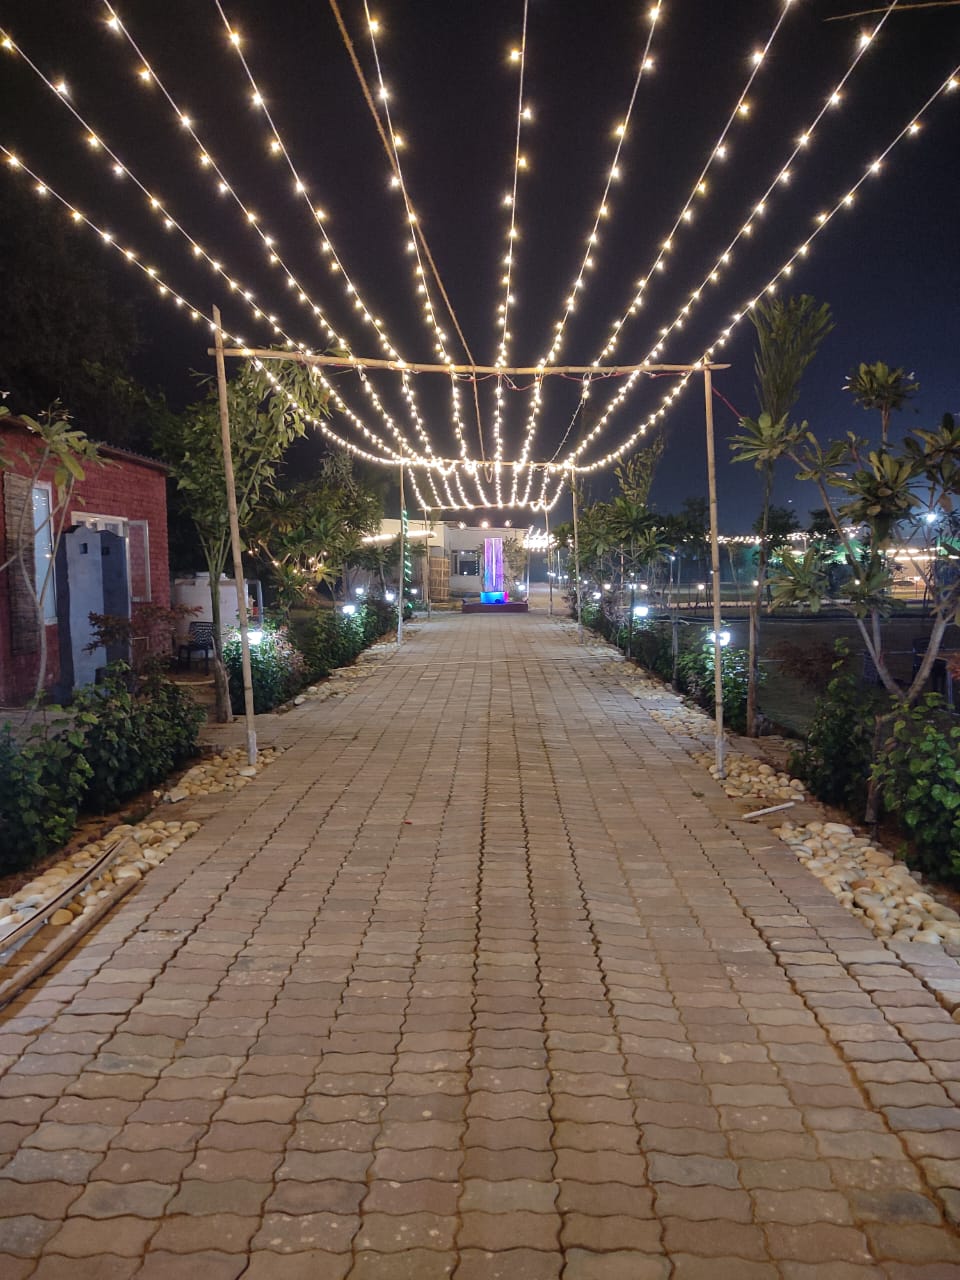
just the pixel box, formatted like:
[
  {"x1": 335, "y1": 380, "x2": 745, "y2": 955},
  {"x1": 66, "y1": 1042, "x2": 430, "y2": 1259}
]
[{"x1": 210, "y1": 322, "x2": 731, "y2": 777}]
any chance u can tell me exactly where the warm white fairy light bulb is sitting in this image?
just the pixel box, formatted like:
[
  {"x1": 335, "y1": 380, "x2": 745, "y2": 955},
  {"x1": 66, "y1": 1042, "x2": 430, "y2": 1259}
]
[
  {"x1": 99, "y1": 1, "x2": 454, "y2": 486},
  {"x1": 512, "y1": 0, "x2": 664, "y2": 504},
  {"x1": 569, "y1": 3, "x2": 898, "y2": 473},
  {"x1": 564, "y1": 61, "x2": 960, "y2": 476}
]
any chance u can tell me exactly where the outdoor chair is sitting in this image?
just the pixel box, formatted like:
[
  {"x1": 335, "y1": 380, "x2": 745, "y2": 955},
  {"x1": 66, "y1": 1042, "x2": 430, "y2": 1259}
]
[{"x1": 177, "y1": 621, "x2": 214, "y2": 673}]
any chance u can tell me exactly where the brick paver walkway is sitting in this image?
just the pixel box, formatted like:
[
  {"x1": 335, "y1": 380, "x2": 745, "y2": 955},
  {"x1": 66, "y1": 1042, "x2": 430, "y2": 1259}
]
[{"x1": 3, "y1": 609, "x2": 960, "y2": 1278}]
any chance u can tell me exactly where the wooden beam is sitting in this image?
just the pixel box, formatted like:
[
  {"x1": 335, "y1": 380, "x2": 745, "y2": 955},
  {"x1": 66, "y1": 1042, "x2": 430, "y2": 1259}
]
[{"x1": 207, "y1": 348, "x2": 729, "y2": 376}]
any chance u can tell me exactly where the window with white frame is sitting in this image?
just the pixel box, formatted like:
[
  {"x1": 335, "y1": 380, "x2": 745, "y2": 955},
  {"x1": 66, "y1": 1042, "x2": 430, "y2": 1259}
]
[{"x1": 32, "y1": 483, "x2": 56, "y2": 623}]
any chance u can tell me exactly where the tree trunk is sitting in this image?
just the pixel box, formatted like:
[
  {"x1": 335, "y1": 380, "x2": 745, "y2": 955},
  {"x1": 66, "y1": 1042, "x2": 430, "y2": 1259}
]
[
  {"x1": 209, "y1": 577, "x2": 231, "y2": 723},
  {"x1": 864, "y1": 709, "x2": 895, "y2": 832}
]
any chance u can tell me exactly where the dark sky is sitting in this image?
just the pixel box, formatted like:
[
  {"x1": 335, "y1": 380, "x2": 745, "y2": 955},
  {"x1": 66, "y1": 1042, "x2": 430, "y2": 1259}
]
[{"x1": 1, "y1": 0, "x2": 958, "y2": 527}]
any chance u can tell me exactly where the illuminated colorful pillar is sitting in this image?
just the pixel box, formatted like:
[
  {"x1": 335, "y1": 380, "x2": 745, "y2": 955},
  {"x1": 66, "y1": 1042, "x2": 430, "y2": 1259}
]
[{"x1": 483, "y1": 538, "x2": 504, "y2": 594}]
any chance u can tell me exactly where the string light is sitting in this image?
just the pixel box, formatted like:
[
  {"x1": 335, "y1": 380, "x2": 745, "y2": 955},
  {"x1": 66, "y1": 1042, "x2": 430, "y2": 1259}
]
[
  {"x1": 569, "y1": 61, "x2": 960, "y2": 474},
  {"x1": 510, "y1": 0, "x2": 665, "y2": 505},
  {"x1": 562, "y1": 6, "x2": 898, "y2": 469},
  {"x1": 358, "y1": 0, "x2": 488, "y2": 505},
  {"x1": 590, "y1": 0, "x2": 801, "y2": 374},
  {"x1": 213, "y1": 1, "x2": 478, "y2": 511},
  {"x1": 6, "y1": 16, "x2": 456, "y2": 482},
  {"x1": 2, "y1": 9, "x2": 953, "y2": 517},
  {"x1": 97, "y1": 4, "x2": 456, "y2": 503},
  {"x1": 491, "y1": 2, "x2": 530, "y2": 507},
  {"x1": 0, "y1": 144, "x2": 431, "y2": 475}
]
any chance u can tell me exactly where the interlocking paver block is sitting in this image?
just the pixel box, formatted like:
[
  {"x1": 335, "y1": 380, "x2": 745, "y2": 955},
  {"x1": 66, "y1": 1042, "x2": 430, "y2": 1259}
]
[
  {"x1": 4, "y1": 609, "x2": 960, "y2": 1275},
  {"x1": 348, "y1": 1250, "x2": 457, "y2": 1278},
  {"x1": 243, "y1": 1252, "x2": 351, "y2": 1279}
]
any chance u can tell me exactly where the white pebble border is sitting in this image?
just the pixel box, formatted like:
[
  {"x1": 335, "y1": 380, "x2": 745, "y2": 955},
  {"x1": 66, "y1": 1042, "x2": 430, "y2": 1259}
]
[
  {"x1": 0, "y1": 745, "x2": 280, "y2": 948},
  {"x1": 776, "y1": 820, "x2": 960, "y2": 948},
  {"x1": 162, "y1": 745, "x2": 280, "y2": 803},
  {"x1": 693, "y1": 751, "x2": 805, "y2": 804},
  {"x1": 0, "y1": 817, "x2": 200, "y2": 946}
]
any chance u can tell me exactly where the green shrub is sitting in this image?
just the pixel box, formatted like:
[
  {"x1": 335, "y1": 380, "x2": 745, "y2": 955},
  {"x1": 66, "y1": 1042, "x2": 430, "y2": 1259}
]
[
  {"x1": 0, "y1": 670, "x2": 205, "y2": 870},
  {"x1": 677, "y1": 637, "x2": 754, "y2": 734},
  {"x1": 632, "y1": 620, "x2": 677, "y2": 681},
  {"x1": 789, "y1": 641, "x2": 887, "y2": 811},
  {"x1": 0, "y1": 713, "x2": 93, "y2": 873},
  {"x1": 298, "y1": 602, "x2": 394, "y2": 681},
  {"x1": 873, "y1": 695, "x2": 960, "y2": 880},
  {"x1": 73, "y1": 667, "x2": 205, "y2": 813},
  {"x1": 223, "y1": 623, "x2": 307, "y2": 714}
]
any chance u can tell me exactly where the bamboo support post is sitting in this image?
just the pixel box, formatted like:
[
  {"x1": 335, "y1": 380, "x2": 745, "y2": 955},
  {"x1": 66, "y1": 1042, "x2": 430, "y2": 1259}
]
[
  {"x1": 703, "y1": 367, "x2": 725, "y2": 779},
  {"x1": 213, "y1": 306, "x2": 257, "y2": 767}
]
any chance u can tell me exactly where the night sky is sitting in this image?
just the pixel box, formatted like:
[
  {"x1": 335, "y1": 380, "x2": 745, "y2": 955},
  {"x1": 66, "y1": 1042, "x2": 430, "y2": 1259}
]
[{"x1": 1, "y1": 0, "x2": 958, "y2": 527}]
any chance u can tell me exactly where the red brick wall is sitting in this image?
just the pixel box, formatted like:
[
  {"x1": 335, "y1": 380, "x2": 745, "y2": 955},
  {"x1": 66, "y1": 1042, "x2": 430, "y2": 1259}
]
[{"x1": 0, "y1": 421, "x2": 170, "y2": 705}]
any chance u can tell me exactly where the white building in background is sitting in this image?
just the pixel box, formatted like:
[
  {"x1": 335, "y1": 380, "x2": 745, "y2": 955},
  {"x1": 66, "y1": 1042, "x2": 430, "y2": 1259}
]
[{"x1": 363, "y1": 519, "x2": 538, "y2": 601}]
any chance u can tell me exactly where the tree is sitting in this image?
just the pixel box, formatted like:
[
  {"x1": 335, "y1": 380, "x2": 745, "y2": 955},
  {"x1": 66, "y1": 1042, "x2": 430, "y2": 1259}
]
[
  {"x1": 158, "y1": 359, "x2": 329, "y2": 721},
  {"x1": 843, "y1": 361, "x2": 919, "y2": 446},
  {"x1": 0, "y1": 405, "x2": 102, "y2": 699},
  {"x1": 0, "y1": 178, "x2": 171, "y2": 451},
  {"x1": 766, "y1": 388, "x2": 960, "y2": 825},
  {"x1": 248, "y1": 451, "x2": 383, "y2": 615},
  {"x1": 730, "y1": 294, "x2": 834, "y2": 734}
]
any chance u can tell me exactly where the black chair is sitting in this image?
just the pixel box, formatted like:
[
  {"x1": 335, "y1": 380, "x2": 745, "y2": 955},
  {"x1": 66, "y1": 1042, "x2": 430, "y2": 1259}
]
[{"x1": 177, "y1": 621, "x2": 214, "y2": 673}]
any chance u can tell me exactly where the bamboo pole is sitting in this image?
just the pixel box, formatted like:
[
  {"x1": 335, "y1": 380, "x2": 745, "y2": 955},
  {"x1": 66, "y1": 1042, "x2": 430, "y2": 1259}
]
[
  {"x1": 703, "y1": 367, "x2": 725, "y2": 779},
  {"x1": 210, "y1": 348, "x2": 729, "y2": 378},
  {"x1": 422, "y1": 507, "x2": 431, "y2": 619},
  {"x1": 397, "y1": 460, "x2": 405, "y2": 647},
  {"x1": 213, "y1": 306, "x2": 257, "y2": 767},
  {"x1": 570, "y1": 467, "x2": 583, "y2": 645},
  {"x1": 545, "y1": 503, "x2": 553, "y2": 616}
]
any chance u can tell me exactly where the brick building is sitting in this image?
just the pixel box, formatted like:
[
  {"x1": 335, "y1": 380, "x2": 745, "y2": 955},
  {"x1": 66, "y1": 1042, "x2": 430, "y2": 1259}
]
[{"x1": 0, "y1": 416, "x2": 170, "y2": 706}]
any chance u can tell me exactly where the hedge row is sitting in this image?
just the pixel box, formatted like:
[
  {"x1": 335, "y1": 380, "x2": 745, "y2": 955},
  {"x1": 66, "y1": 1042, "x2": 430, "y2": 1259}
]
[
  {"x1": 579, "y1": 600, "x2": 754, "y2": 733},
  {"x1": 224, "y1": 598, "x2": 400, "y2": 716},
  {"x1": 0, "y1": 668, "x2": 204, "y2": 876}
]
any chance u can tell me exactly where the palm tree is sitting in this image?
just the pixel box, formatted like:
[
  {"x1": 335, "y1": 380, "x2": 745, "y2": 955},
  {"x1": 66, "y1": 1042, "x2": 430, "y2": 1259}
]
[
  {"x1": 843, "y1": 361, "x2": 919, "y2": 446},
  {"x1": 730, "y1": 294, "x2": 833, "y2": 735}
]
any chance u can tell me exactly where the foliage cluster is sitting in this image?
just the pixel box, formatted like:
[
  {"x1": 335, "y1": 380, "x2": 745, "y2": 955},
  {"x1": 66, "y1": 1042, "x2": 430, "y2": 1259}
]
[
  {"x1": 0, "y1": 670, "x2": 204, "y2": 874},
  {"x1": 579, "y1": 599, "x2": 754, "y2": 733},
  {"x1": 223, "y1": 624, "x2": 308, "y2": 715},
  {"x1": 74, "y1": 667, "x2": 205, "y2": 813},
  {"x1": 222, "y1": 599, "x2": 398, "y2": 714},
  {"x1": 676, "y1": 641, "x2": 753, "y2": 736},
  {"x1": 872, "y1": 696, "x2": 960, "y2": 879},
  {"x1": 0, "y1": 714, "x2": 93, "y2": 874},
  {"x1": 789, "y1": 643, "x2": 888, "y2": 814}
]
